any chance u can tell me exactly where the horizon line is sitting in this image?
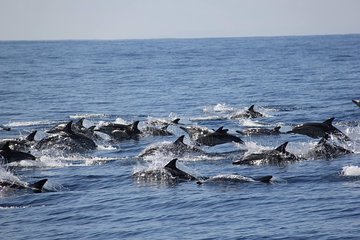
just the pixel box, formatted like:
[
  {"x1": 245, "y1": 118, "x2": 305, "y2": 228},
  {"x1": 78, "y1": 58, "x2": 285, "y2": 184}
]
[{"x1": 1, "y1": 32, "x2": 359, "y2": 42}]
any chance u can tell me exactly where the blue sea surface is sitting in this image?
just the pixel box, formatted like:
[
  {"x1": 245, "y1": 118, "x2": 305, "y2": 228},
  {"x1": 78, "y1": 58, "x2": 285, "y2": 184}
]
[{"x1": 1, "y1": 35, "x2": 360, "y2": 239}]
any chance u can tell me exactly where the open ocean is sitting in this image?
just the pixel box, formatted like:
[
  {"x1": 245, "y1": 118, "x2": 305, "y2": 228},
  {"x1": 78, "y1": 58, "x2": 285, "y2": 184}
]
[{"x1": 1, "y1": 34, "x2": 360, "y2": 239}]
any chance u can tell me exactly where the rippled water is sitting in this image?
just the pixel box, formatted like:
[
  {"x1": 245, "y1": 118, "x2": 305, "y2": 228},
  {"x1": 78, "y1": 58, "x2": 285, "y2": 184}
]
[{"x1": 1, "y1": 35, "x2": 360, "y2": 239}]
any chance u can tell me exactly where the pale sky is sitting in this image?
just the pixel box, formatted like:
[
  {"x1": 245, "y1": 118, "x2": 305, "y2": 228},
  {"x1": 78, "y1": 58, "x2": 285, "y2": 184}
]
[{"x1": 0, "y1": 0, "x2": 359, "y2": 40}]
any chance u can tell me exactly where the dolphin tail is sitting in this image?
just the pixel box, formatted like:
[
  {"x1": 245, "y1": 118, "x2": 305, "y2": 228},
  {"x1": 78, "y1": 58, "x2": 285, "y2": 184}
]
[
  {"x1": 26, "y1": 130, "x2": 37, "y2": 141},
  {"x1": 29, "y1": 179, "x2": 48, "y2": 193}
]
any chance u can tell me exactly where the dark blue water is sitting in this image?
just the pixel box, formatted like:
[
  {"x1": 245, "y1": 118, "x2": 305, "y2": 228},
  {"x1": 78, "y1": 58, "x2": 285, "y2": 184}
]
[{"x1": 1, "y1": 35, "x2": 360, "y2": 239}]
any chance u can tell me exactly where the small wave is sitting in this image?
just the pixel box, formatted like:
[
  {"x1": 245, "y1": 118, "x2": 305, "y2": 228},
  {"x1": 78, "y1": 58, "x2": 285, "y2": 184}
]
[
  {"x1": 5, "y1": 120, "x2": 57, "y2": 127},
  {"x1": 210, "y1": 174, "x2": 255, "y2": 182},
  {"x1": 0, "y1": 167, "x2": 21, "y2": 182},
  {"x1": 97, "y1": 144, "x2": 118, "y2": 151},
  {"x1": 341, "y1": 165, "x2": 360, "y2": 176},
  {"x1": 190, "y1": 116, "x2": 226, "y2": 121},
  {"x1": 203, "y1": 103, "x2": 234, "y2": 113},
  {"x1": 237, "y1": 118, "x2": 266, "y2": 127},
  {"x1": 69, "y1": 113, "x2": 110, "y2": 119}
]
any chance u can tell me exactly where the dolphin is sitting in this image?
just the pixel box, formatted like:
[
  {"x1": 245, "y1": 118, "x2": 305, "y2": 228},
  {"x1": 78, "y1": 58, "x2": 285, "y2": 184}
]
[
  {"x1": 149, "y1": 118, "x2": 181, "y2": 126},
  {"x1": 310, "y1": 134, "x2": 353, "y2": 159},
  {"x1": 47, "y1": 119, "x2": 97, "y2": 140},
  {"x1": 0, "y1": 178, "x2": 47, "y2": 193},
  {"x1": 164, "y1": 158, "x2": 197, "y2": 181},
  {"x1": 287, "y1": 117, "x2": 350, "y2": 141},
  {"x1": 95, "y1": 120, "x2": 141, "y2": 140},
  {"x1": 0, "y1": 125, "x2": 11, "y2": 131},
  {"x1": 0, "y1": 130, "x2": 37, "y2": 151},
  {"x1": 352, "y1": 99, "x2": 360, "y2": 107},
  {"x1": 195, "y1": 127, "x2": 244, "y2": 146},
  {"x1": 145, "y1": 124, "x2": 173, "y2": 136},
  {"x1": 233, "y1": 142, "x2": 298, "y2": 165},
  {"x1": 47, "y1": 118, "x2": 86, "y2": 134},
  {"x1": 133, "y1": 158, "x2": 198, "y2": 183},
  {"x1": 179, "y1": 125, "x2": 212, "y2": 140},
  {"x1": 139, "y1": 135, "x2": 206, "y2": 158},
  {"x1": 230, "y1": 105, "x2": 264, "y2": 119},
  {"x1": 196, "y1": 174, "x2": 273, "y2": 185},
  {"x1": 236, "y1": 126, "x2": 282, "y2": 136},
  {"x1": 36, "y1": 121, "x2": 97, "y2": 153},
  {"x1": 0, "y1": 142, "x2": 36, "y2": 163}
]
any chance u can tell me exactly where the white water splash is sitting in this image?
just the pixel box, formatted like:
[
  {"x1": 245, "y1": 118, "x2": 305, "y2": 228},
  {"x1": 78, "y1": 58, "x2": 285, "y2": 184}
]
[
  {"x1": 238, "y1": 118, "x2": 266, "y2": 127},
  {"x1": 203, "y1": 103, "x2": 234, "y2": 113},
  {"x1": 341, "y1": 165, "x2": 360, "y2": 176},
  {"x1": 0, "y1": 167, "x2": 21, "y2": 182},
  {"x1": 5, "y1": 120, "x2": 57, "y2": 127},
  {"x1": 69, "y1": 113, "x2": 110, "y2": 119}
]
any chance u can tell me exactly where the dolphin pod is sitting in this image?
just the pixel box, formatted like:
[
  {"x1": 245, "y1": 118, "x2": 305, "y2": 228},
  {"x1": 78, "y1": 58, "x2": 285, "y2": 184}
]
[{"x1": 0, "y1": 103, "x2": 357, "y2": 192}]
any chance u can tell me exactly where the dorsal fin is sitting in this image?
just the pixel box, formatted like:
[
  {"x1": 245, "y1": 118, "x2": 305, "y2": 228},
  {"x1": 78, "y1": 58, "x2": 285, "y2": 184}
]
[
  {"x1": 164, "y1": 158, "x2": 178, "y2": 170},
  {"x1": 1, "y1": 142, "x2": 11, "y2": 151},
  {"x1": 174, "y1": 135, "x2": 185, "y2": 145},
  {"x1": 248, "y1": 105, "x2": 255, "y2": 112},
  {"x1": 62, "y1": 121, "x2": 73, "y2": 133},
  {"x1": 25, "y1": 130, "x2": 37, "y2": 141},
  {"x1": 257, "y1": 175, "x2": 273, "y2": 183},
  {"x1": 75, "y1": 118, "x2": 85, "y2": 127},
  {"x1": 29, "y1": 179, "x2": 48, "y2": 193},
  {"x1": 275, "y1": 142, "x2": 288, "y2": 153},
  {"x1": 274, "y1": 126, "x2": 281, "y2": 132},
  {"x1": 215, "y1": 126, "x2": 228, "y2": 133},
  {"x1": 88, "y1": 126, "x2": 96, "y2": 131},
  {"x1": 131, "y1": 121, "x2": 140, "y2": 130},
  {"x1": 215, "y1": 126, "x2": 224, "y2": 132},
  {"x1": 172, "y1": 118, "x2": 180, "y2": 124},
  {"x1": 323, "y1": 117, "x2": 335, "y2": 125}
]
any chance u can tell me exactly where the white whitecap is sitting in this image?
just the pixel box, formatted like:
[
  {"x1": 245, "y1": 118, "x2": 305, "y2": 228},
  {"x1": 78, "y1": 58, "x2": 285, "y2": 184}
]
[{"x1": 341, "y1": 165, "x2": 360, "y2": 176}]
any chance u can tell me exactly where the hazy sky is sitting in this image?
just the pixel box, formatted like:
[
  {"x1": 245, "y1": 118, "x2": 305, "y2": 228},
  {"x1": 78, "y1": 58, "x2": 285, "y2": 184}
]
[{"x1": 1, "y1": 0, "x2": 359, "y2": 40}]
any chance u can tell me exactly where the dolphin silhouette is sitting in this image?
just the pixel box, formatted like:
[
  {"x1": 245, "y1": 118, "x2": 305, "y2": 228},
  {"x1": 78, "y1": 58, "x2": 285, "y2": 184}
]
[
  {"x1": 310, "y1": 134, "x2": 353, "y2": 159},
  {"x1": 139, "y1": 135, "x2": 206, "y2": 158},
  {"x1": 0, "y1": 130, "x2": 37, "y2": 152},
  {"x1": 0, "y1": 142, "x2": 36, "y2": 163},
  {"x1": 287, "y1": 117, "x2": 350, "y2": 141},
  {"x1": 230, "y1": 105, "x2": 265, "y2": 119},
  {"x1": 196, "y1": 127, "x2": 244, "y2": 146},
  {"x1": 164, "y1": 158, "x2": 197, "y2": 181},
  {"x1": 237, "y1": 126, "x2": 282, "y2": 136},
  {"x1": 36, "y1": 121, "x2": 97, "y2": 152},
  {"x1": 0, "y1": 178, "x2": 47, "y2": 193},
  {"x1": 233, "y1": 142, "x2": 298, "y2": 165}
]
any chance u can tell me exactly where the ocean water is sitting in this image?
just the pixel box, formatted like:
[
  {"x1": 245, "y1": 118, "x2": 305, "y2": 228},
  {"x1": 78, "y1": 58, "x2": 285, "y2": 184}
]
[{"x1": 1, "y1": 35, "x2": 360, "y2": 239}]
